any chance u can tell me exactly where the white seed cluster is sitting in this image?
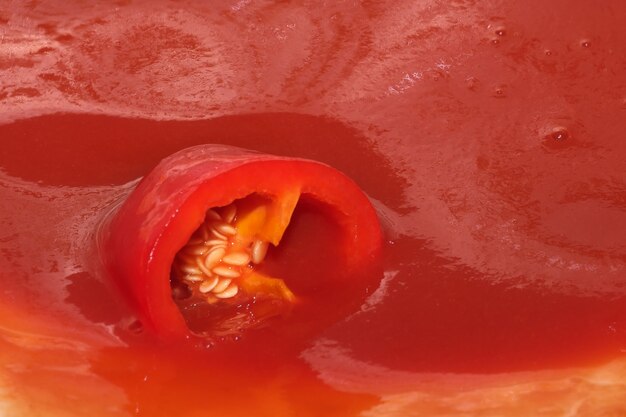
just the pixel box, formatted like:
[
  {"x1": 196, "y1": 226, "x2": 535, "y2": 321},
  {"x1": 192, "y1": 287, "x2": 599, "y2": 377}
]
[{"x1": 172, "y1": 204, "x2": 269, "y2": 301}]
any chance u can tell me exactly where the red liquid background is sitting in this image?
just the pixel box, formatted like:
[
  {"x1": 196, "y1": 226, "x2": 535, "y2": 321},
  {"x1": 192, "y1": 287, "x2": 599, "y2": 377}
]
[{"x1": 1, "y1": 0, "x2": 625, "y2": 415}]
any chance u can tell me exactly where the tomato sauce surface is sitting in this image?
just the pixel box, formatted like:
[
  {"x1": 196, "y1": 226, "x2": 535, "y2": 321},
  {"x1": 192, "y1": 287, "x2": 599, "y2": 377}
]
[{"x1": 0, "y1": 0, "x2": 625, "y2": 415}]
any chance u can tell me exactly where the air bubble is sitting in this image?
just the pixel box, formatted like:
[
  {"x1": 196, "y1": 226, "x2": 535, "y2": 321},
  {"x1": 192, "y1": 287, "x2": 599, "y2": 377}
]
[
  {"x1": 543, "y1": 126, "x2": 572, "y2": 149},
  {"x1": 495, "y1": 27, "x2": 506, "y2": 36},
  {"x1": 581, "y1": 39, "x2": 591, "y2": 48},
  {"x1": 492, "y1": 85, "x2": 507, "y2": 98},
  {"x1": 550, "y1": 127, "x2": 569, "y2": 141},
  {"x1": 545, "y1": 49, "x2": 552, "y2": 56}
]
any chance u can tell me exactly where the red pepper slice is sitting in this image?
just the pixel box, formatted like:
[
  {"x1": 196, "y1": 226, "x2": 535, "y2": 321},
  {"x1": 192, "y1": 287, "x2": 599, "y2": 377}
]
[{"x1": 102, "y1": 145, "x2": 382, "y2": 340}]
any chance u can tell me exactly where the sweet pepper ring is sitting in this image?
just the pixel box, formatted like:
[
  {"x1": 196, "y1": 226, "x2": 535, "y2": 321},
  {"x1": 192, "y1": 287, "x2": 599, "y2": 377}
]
[{"x1": 103, "y1": 144, "x2": 382, "y2": 341}]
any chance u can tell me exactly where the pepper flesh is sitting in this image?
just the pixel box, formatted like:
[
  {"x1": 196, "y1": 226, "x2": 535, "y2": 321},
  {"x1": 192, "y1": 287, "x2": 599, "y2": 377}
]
[{"x1": 102, "y1": 144, "x2": 382, "y2": 340}]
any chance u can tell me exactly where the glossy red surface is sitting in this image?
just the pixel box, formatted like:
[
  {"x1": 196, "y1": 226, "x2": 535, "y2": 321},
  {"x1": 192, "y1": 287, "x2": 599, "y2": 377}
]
[{"x1": 0, "y1": 0, "x2": 625, "y2": 415}]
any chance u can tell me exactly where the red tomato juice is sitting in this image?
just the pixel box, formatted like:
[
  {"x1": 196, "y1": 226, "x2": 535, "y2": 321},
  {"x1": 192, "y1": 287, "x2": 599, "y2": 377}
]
[{"x1": 0, "y1": 0, "x2": 625, "y2": 415}]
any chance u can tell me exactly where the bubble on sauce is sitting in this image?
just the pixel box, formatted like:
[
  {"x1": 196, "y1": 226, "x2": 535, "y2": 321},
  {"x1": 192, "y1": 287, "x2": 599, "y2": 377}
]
[
  {"x1": 542, "y1": 126, "x2": 572, "y2": 150},
  {"x1": 544, "y1": 49, "x2": 553, "y2": 56},
  {"x1": 551, "y1": 128, "x2": 569, "y2": 141},
  {"x1": 580, "y1": 39, "x2": 592, "y2": 48},
  {"x1": 492, "y1": 85, "x2": 507, "y2": 98},
  {"x1": 494, "y1": 27, "x2": 506, "y2": 37}
]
